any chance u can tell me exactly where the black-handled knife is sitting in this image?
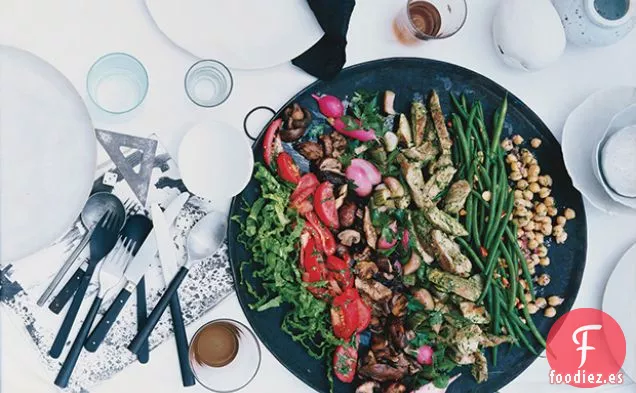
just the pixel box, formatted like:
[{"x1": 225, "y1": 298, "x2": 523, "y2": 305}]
[
  {"x1": 49, "y1": 259, "x2": 99, "y2": 359},
  {"x1": 49, "y1": 264, "x2": 86, "y2": 314},
  {"x1": 136, "y1": 277, "x2": 150, "y2": 364}
]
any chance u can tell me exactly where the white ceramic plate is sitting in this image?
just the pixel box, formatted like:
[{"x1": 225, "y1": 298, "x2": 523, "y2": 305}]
[
  {"x1": 593, "y1": 103, "x2": 636, "y2": 208},
  {"x1": 178, "y1": 121, "x2": 254, "y2": 205},
  {"x1": 144, "y1": 0, "x2": 324, "y2": 70},
  {"x1": 0, "y1": 45, "x2": 96, "y2": 262},
  {"x1": 602, "y1": 242, "x2": 636, "y2": 383},
  {"x1": 561, "y1": 86, "x2": 636, "y2": 215}
]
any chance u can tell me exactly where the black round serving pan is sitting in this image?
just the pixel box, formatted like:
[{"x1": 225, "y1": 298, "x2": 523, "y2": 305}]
[{"x1": 227, "y1": 58, "x2": 587, "y2": 393}]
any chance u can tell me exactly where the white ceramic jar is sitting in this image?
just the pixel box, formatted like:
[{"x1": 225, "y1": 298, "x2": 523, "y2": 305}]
[{"x1": 553, "y1": 0, "x2": 635, "y2": 46}]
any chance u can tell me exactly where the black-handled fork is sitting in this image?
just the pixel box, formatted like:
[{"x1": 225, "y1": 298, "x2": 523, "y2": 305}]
[
  {"x1": 49, "y1": 211, "x2": 123, "y2": 359},
  {"x1": 55, "y1": 238, "x2": 136, "y2": 388}
]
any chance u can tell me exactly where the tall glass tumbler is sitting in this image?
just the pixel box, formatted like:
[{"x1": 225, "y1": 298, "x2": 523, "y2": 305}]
[
  {"x1": 393, "y1": 0, "x2": 468, "y2": 45},
  {"x1": 86, "y1": 53, "x2": 149, "y2": 114}
]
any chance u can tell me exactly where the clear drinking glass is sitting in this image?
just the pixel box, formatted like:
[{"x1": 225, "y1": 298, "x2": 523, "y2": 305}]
[
  {"x1": 86, "y1": 53, "x2": 149, "y2": 114},
  {"x1": 184, "y1": 60, "x2": 233, "y2": 108},
  {"x1": 189, "y1": 319, "x2": 261, "y2": 392},
  {"x1": 393, "y1": 0, "x2": 468, "y2": 45}
]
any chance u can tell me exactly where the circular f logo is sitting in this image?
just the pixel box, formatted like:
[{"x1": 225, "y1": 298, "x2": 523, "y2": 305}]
[{"x1": 547, "y1": 308, "x2": 626, "y2": 387}]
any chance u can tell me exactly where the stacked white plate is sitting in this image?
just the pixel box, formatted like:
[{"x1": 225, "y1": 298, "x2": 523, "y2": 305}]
[{"x1": 562, "y1": 86, "x2": 636, "y2": 215}]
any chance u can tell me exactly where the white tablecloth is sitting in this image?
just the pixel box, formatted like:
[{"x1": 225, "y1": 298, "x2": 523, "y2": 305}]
[{"x1": 2, "y1": 0, "x2": 636, "y2": 392}]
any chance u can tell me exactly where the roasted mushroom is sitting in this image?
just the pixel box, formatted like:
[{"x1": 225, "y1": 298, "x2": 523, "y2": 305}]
[
  {"x1": 319, "y1": 133, "x2": 334, "y2": 157},
  {"x1": 390, "y1": 293, "x2": 408, "y2": 318},
  {"x1": 330, "y1": 132, "x2": 347, "y2": 158},
  {"x1": 355, "y1": 261, "x2": 379, "y2": 279},
  {"x1": 296, "y1": 141, "x2": 323, "y2": 161},
  {"x1": 375, "y1": 256, "x2": 393, "y2": 273},
  {"x1": 356, "y1": 278, "x2": 392, "y2": 302},
  {"x1": 356, "y1": 381, "x2": 381, "y2": 393},
  {"x1": 339, "y1": 201, "x2": 358, "y2": 228},
  {"x1": 358, "y1": 363, "x2": 405, "y2": 382},
  {"x1": 388, "y1": 317, "x2": 407, "y2": 349},
  {"x1": 363, "y1": 207, "x2": 378, "y2": 249},
  {"x1": 317, "y1": 158, "x2": 347, "y2": 185},
  {"x1": 280, "y1": 103, "x2": 311, "y2": 142},
  {"x1": 412, "y1": 288, "x2": 435, "y2": 311},
  {"x1": 385, "y1": 383, "x2": 406, "y2": 393},
  {"x1": 335, "y1": 184, "x2": 348, "y2": 209},
  {"x1": 338, "y1": 229, "x2": 361, "y2": 247}
]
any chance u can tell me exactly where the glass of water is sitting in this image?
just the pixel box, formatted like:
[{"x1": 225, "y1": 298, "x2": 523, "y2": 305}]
[
  {"x1": 184, "y1": 60, "x2": 233, "y2": 108},
  {"x1": 86, "y1": 53, "x2": 149, "y2": 114},
  {"x1": 393, "y1": 0, "x2": 468, "y2": 45}
]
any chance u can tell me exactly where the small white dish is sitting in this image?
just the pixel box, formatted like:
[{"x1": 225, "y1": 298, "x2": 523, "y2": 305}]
[
  {"x1": 178, "y1": 121, "x2": 254, "y2": 205},
  {"x1": 603, "y1": 242, "x2": 636, "y2": 383},
  {"x1": 593, "y1": 103, "x2": 636, "y2": 207},
  {"x1": 562, "y1": 85, "x2": 636, "y2": 215}
]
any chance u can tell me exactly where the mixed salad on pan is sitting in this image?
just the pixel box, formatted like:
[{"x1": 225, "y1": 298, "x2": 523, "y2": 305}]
[{"x1": 236, "y1": 88, "x2": 576, "y2": 393}]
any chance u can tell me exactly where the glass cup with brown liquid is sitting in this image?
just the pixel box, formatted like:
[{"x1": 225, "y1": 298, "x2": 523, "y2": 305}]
[
  {"x1": 393, "y1": 0, "x2": 468, "y2": 45},
  {"x1": 189, "y1": 319, "x2": 261, "y2": 392}
]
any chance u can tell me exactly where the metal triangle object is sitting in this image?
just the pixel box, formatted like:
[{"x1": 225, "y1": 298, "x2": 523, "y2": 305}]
[{"x1": 95, "y1": 129, "x2": 158, "y2": 206}]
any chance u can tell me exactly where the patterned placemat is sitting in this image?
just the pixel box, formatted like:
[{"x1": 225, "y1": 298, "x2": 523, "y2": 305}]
[{"x1": 0, "y1": 134, "x2": 234, "y2": 392}]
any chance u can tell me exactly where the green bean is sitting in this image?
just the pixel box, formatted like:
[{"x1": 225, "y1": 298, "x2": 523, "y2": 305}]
[
  {"x1": 456, "y1": 237, "x2": 485, "y2": 271},
  {"x1": 484, "y1": 165, "x2": 502, "y2": 242},
  {"x1": 518, "y1": 284, "x2": 547, "y2": 347},
  {"x1": 490, "y1": 96, "x2": 508, "y2": 157},
  {"x1": 478, "y1": 245, "x2": 502, "y2": 303},
  {"x1": 486, "y1": 186, "x2": 514, "y2": 250},
  {"x1": 470, "y1": 195, "x2": 482, "y2": 248},
  {"x1": 509, "y1": 318, "x2": 538, "y2": 355},
  {"x1": 450, "y1": 94, "x2": 470, "y2": 121},
  {"x1": 461, "y1": 94, "x2": 468, "y2": 110},
  {"x1": 492, "y1": 288, "x2": 502, "y2": 366},
  {"x1": 465, "y1": 192, "x2": 474, "y2": 238},
  {"x1": 467, "y1": 110, "x2": 485, "y2": 154},
  {"x1": 478, "y1": 167, "x2": 493, "y2": 190},
  {"x1": 505, "y1": 226, "x2": 536, "y2": 301},
  {"x1": 500, "y1": 245, "x2": 518, "y2": 312},
  {"x1": 452, "y1": 114, "x2": 471, "y2": 164}
]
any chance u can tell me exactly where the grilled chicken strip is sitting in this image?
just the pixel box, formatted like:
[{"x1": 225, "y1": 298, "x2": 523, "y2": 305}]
[
  {"x1": 424, "y1": 206, "x2": 469, "y2": 237},
  {"x1": 431, "y1": 230, "x2": 472, "y2": 277},
  {"x1": 443, "y1": 180, "x2": 471, "y2": 214}
]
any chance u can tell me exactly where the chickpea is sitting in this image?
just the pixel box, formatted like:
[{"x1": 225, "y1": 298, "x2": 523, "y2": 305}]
[
  {"x1": 501, "y1": 138, "x2": 514, "y2": 151},
  {"x1": 535, "y1": 297, "x2": 547, "y2": 309},
  {"x1": 547, "y1": 206, "x2": 558, "y2": 217},
  {"x1": 527, "y1": 303, "x2": 539, "y2": 314},
  {"x1": 526, "y1": 231, "x2": 536, "y2": 240},
  {"x1": 537, "y1": 273, "x2": 551, "y2": 286},
  {"x1": 506, "y1": 153, "x2": 518, "y2": 163},
  {"x1": 482, "y1": 190, "x2": 492, "y2": 202},
  {"x1": 539, "y1": 187, "x2": 551, "y2": 199},
  {"x1": 556, "y1": 216, "x2": 567, "y2": 226},
  {"x1": 514, "y1": 189, "x2": 523, "y2": 199},
  {"x1": 527, "y1": 239, "x2": 539, "y2": 250},
  {"x1": 544, "y1": 307, "x2": 557, "y2": 318},
  {"x1": 527, "y1": 175, "x2": 539, "y2": 183},
  {"x1": 519, "y1": 279, "x2": 528, "y2": 290},
  {"x1": 544, "y1": 196, "x2": 555, "y2": 207},
  {"x1": 537, "y1": 244, "x2": 548, "y2": 257},
  {"x1": 518, "y1": 217, "x2": 531, "y2": 227},
  {"x1": 530, "y1": 254, "x2": 540, "y2": 265},
  {"x1": 534, "y1": 233, "x2": 545, "y2": 244},
  {"x1": 528, "y1": 182, "x2": 541, "y2": 193},
  {"x1": 548, "y1": 296, "x2": 565, "y2": 306},
  {"x1": 525, "y1": 292, "x2": 533, "y2": 302},
  {"x1": 556, "y1": 232, "x2": 568, "y2": 244},
  {"x1": 540, "y1": 175, "x2": 553, "y2": 187},
  {"x1": 564, "y1": 208, "x2": 576, "y2": 220},
  {"x1": 552, "y1": 225, "x2": 564, "y2": 236},
  {"x1": 517, "y1": 179, "x2": 529, "y2": 190},
  {"x1": 541, "y1": 223, "x2": 553, "y2": 236},
  {"x1": 517, "y1": 227, "x2": 525, "y2": 237},
  {"x1": 511, "y1": 161, "x2": 523, "y2": 173},
  {"x1": 530, "y1": 138, "x2": 542, "y2": 148},
  {"x1": 522, "y1": 190, "x2": 533, "y2": 201},
  {"x1": 520, "y1": 167, "x2": 529, "y2": 178},
  {"x1": 523, "y1": 221, "x2": 536, "y2": 231},
  {"x1": 528, "y1": 265, "x2": 536, "y2": 275},
  {"x1": 512, "y1": 134, "x2": 524, "y2": 145},
  {"x1": 527, "y1": 165, "x2": 540, "y2": 178},
  {"x1": 535, "y1": 203, "x2": 547, "y2": 215},
  {"x1": 510, "y1": 171, "x2": 523, "y2": 181},
  {"x1": 539, "y1": 256, "x2": 550, "y2": 266}
]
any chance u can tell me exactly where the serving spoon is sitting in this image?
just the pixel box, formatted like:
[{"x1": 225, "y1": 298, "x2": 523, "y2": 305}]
[{"x1": 128, "y1": 210, "x2": 227, "y2": 354}]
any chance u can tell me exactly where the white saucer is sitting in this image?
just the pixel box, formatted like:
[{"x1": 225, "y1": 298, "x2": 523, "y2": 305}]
[
  {"x1": 144, "y1": 0, "x2": 324, "y2": 70},
  {"x1": 178, "y1": 121, "x2": 254, "y2": 205},
  {"x1": 0, "y1": 46, "x2": 96, "y2": 263},
  {"x1": 593, "y1": 103, "x2": 636, "y2": 208},
  {"x1": 602, "y1": 242, "x2": 636, "y2": 383},
  {"x1": 562, "y1": 86, "x2": 636, "y2": 215}
]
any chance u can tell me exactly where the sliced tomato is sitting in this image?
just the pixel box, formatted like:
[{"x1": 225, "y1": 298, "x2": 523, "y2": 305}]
[
  {"x1": 355, "y1": 298, "x2": 372, "y2": 333},
  {"x1": 333, "y1": 343, "x2": 358, "y2": 383},
  {"x1": 326, "y1": 255, "x2": 353, "y2": 296},
  {"x1": 331, "y1": 288, "x2": 360, "y2": 339},
  {"x1": 276, "y1": 152, "x2": 301, "y2": 184},
  {"x1": 305, "y1": 212, "x2": 336, "y2": 256},
  {"x1": 300, "y1": 232, "x2": 325, "y2": 283},
  {"x1": 313, "y1": 182, "x2": 339, "y2": 230},
  {"x1": 290, "y1": 173, "x2": 319, "y2": 209},
  {"x1": 295, "y1": 199, "x2": 314, "y2": 215},
  {"x1": 263, "y1": 118, "x2": 283, "y2": 167}
]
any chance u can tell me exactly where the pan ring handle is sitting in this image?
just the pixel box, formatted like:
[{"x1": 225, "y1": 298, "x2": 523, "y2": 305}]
[{"x1": 243, "y1": 106, "x2": 276, "y2": 142}]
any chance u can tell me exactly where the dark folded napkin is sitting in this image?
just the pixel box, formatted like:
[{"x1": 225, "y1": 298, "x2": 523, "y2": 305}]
[{"x1": 292, "y1": 0, "x2": 356, "y2": 81}]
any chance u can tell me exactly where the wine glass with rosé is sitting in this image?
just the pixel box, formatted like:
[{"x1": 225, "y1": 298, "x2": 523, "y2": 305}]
[{"x1": 393, "y1": 0, "x2": 468, "y2": 45}]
